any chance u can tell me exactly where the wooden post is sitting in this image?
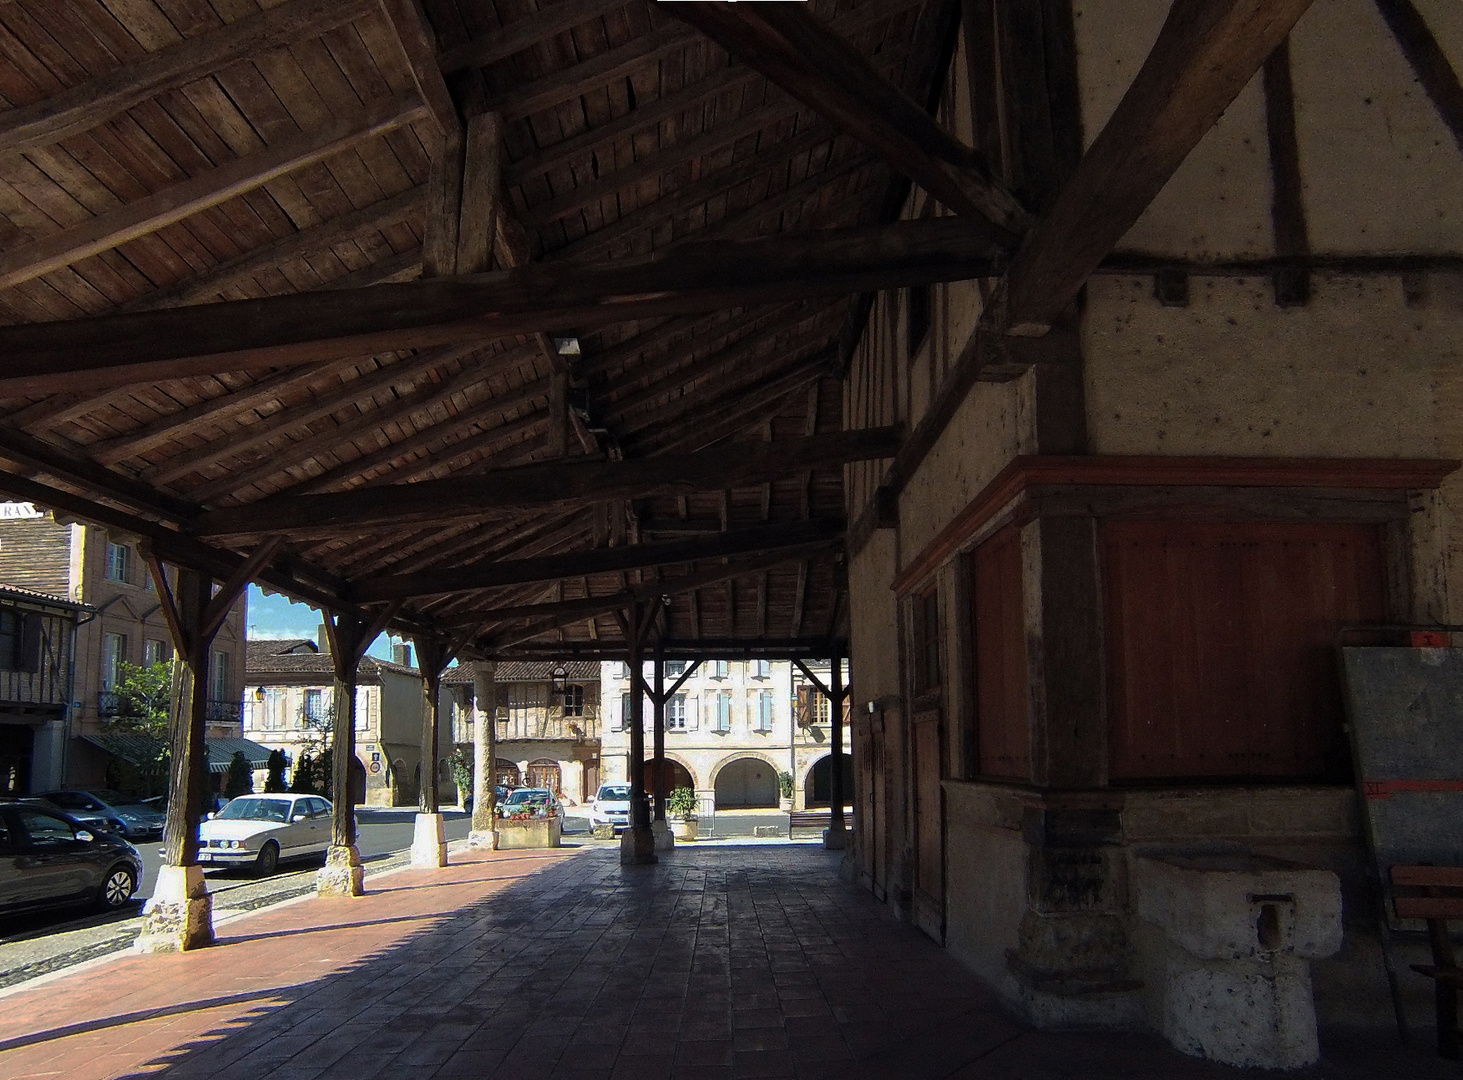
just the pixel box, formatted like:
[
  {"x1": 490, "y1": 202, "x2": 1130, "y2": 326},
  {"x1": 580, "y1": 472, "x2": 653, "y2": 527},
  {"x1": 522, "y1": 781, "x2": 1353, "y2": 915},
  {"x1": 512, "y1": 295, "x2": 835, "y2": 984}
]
[
  {"x1": 411, "y1": 635, "x2": 449, "y2": 867},
  {"x1": 651, "y1": 637, "x2": 672, "y2": 851},
  {"x1": 135, "y1": 539, "x2": 280, "y2": 952},
  {"x1": 620, "y1": 603, "x2": 657, "y2": 864},
  {"x1": 470, "y1": 660, "x2": 499, "y2": 845},
  {"x1": 318, "y1": 603, "x2": 398, "y2": 897},
  {"x1": 826, "y1": 647, "x2": 849, "y2": 850}
]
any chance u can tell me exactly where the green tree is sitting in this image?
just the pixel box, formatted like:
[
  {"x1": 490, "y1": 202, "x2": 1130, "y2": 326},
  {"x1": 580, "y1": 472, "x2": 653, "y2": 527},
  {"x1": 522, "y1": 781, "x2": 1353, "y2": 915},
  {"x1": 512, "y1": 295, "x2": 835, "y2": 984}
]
[
  {"x1": 96, "y1": 660, "x2": 177, "y2": 798},
  {"x1": 448, "y1": 747, "x2": 473, "y2": 806},
  {"x1": 224, "y1": 750, "x2": 253, "y2": 799},
  {"x1": 264, "y1": 749, "x2": 288, "y2": 792}
]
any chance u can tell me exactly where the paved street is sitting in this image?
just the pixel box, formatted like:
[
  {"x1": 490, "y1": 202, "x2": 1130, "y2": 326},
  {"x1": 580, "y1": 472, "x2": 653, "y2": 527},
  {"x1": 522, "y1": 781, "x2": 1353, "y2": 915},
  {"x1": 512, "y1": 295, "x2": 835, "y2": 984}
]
[{"x1": 0, "y1": 806, "x2": 474, "y2": 990}]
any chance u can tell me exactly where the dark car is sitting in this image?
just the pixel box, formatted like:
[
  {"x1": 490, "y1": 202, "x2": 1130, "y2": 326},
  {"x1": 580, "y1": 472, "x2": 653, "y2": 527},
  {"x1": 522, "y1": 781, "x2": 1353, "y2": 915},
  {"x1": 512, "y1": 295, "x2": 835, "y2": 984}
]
[
  {"x1": 0, "y1": 803, "x2": 143, "y2": 914},
  {"x1": 19, "y1": 796, "x2": 126, "y2": 836},
  {"x1": 38, "y1": 789, "x2": 166, "y2": 840}
]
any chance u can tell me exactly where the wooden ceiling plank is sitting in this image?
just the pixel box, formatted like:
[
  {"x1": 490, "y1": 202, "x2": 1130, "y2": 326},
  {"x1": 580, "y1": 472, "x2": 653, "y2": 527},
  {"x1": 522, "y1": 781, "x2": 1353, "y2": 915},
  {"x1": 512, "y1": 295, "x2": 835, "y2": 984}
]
[
  {"x1": 0, "y1": 0, "x2": 378, "y2": 158},
  {"x1": 669, "y1": 3, "x2": 1025, "y2": 239},
  {"x1": 0, "y1": 218, "x2": 1000, "y2": 394},
  {"x1": 122, "y1": 186, "x2": 426, "y2": 312},
  {"x1": 367, "y1": 518, "x2": 841, "y2": 603},
  {"x1": 377, "y1": 0, "x2": 462, "y2": 137},
  {"x1": 441, "y1": 0, "x2": 633, "y2": 73},
  {"x1": 491, "y1": 23, "x2": 699, "y2": 122},
  {"x1": 995, "y1": 0, "x2": 1317, "y2": 337},
  {"x1": 0, "y1": 93, "x2": 429, "y2": 295},
  {"x1": 191, "y1": 426, "x2": 900, "y2": 537}
]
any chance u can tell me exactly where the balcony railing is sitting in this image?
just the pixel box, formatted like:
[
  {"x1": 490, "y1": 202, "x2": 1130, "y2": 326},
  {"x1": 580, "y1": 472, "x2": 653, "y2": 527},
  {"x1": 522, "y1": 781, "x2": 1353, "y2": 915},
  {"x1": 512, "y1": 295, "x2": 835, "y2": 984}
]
[
  {"x1": 206, "y1": 699, "x2": 242, "y2": 722},
  {"x1": 97, "y1": 690, "x2": 125, "y2": 717}
]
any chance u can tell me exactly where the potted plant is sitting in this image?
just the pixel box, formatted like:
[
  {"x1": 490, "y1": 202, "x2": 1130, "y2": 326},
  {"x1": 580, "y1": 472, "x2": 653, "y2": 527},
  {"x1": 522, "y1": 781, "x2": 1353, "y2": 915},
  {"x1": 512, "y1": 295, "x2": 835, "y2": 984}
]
[
  {"x1": 778, "y1": 771, "x2": 794, "y2": 812},
  {"x1": 667, "y1": 786, "x2": 699, "y2": 842}
]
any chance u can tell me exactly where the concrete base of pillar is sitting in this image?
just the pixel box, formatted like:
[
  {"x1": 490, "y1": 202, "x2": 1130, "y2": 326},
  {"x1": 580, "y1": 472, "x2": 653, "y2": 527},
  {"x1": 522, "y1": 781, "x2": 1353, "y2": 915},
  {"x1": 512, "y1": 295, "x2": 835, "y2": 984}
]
[
  {"x1": 471, "y1": 805, "x2": 496, "y2": 834},
  {"x1": 468, "y1": 828, "x2": 498, "y2": 849},
  {"x1": 620, "y1": 824, "x2": 658, "y2": 865},
  {"x1": 411, "y1": 812, "x2": 448, "y2": 868},
  {"x1": 652, "y1": 817, "x2": 674, "y2": 852},
  {"x1": 823, "y1": 819, "x2": 849, "y2": 851},
  {"x1": 136, "y1": 864, "x2": 213, "y2": 953},
  {"x1": 317, "y1": 843, "x2": 364, "y2": 897}
]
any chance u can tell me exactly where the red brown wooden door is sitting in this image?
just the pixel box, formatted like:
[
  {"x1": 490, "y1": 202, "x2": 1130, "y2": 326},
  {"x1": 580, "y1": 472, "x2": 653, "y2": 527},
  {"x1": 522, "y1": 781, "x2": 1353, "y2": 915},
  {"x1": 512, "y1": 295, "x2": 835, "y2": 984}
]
[{"x1": 911, "y1": 708, "x2": 944, "y2": 941}]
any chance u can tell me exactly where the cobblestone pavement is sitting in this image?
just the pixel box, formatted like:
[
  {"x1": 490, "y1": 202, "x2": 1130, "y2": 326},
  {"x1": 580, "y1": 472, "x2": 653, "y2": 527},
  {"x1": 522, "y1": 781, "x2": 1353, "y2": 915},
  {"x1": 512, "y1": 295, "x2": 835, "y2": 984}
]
[{"x1": 0, "y1": 844, "x2": 1453, "y2": 1080}]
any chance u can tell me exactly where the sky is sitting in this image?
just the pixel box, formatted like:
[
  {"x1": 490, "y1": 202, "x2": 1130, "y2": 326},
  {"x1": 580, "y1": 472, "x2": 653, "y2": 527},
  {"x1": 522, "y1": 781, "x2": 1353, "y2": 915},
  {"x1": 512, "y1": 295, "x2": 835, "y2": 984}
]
[{"x1": 245, "y1": 584, "x2": 397, "y2": 662}]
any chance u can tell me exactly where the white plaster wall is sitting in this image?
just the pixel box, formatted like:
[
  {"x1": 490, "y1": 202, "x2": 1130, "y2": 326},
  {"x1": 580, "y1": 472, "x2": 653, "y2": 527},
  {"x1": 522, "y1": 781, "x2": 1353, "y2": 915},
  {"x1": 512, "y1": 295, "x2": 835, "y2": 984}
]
[{"x1": 1084, "y1": 274, "x2": 1461, "y2": 458}]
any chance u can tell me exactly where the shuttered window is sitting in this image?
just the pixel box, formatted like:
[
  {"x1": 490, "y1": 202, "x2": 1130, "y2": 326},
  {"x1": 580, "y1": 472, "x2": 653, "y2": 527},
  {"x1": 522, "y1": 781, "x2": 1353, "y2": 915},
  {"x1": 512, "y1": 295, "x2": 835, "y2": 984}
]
[
  {"x1": 970, "y1": 526, "x2": 1030, "y2": 780},
  {"x1": 1103, "y1": 520, "x2": 1386, "y2": 782}
]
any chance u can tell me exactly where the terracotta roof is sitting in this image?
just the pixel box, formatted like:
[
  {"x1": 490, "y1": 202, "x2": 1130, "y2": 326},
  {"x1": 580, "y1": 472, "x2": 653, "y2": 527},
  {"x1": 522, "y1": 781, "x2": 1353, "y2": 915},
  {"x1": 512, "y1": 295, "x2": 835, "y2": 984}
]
[
  {"x1": 443, "y1": 661, "x2": 601, "y2": 684},
  {"x1": 0, "y1": 582, "x2": 87, "y2": 611},
  {"x1": 246, "y1": 640, "x2": 419, "y2": 680}
]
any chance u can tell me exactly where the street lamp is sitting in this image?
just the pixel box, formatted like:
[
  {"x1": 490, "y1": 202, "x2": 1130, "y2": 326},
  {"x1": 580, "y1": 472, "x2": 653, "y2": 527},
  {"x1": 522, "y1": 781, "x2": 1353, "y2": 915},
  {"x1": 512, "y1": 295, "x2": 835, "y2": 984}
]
[{"x1": 550, "y1": 663, "x2": 569, "y2": 697}]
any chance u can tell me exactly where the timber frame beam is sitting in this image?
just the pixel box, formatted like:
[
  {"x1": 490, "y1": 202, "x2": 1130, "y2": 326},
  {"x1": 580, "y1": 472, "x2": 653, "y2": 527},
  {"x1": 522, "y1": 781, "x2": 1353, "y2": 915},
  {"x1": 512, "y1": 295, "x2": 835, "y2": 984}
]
[{"x1": 190, "y1": 427, "x2": 901, "y2": 537}]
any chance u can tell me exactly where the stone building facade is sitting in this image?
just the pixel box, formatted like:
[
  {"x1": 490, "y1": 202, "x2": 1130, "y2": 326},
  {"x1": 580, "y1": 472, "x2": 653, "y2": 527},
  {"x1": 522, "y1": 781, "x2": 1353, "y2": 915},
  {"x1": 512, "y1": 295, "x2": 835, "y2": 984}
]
[
  {"x1": 598, "y1": 659, "x2": 850, "y2": 811},
  {"x1": 839, "y1": 0, "x2": 1463, "y2": 1041},
  {"x1": 0, "y1": 502, "x2": 246, "y2": 790},
  {"x1": 443, "y1": 661, "x2": 602, "y2": 804},
  {"x1": 244, "y1": 637, "x2": 441, "y2": 807}
]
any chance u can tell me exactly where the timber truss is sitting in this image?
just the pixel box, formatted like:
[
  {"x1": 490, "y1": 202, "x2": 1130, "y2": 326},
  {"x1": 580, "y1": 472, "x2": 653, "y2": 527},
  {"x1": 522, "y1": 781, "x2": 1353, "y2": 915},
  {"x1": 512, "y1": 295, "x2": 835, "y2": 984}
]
[{"x1": 0, "y1": 0, "x2": 1332, "y2": 664}]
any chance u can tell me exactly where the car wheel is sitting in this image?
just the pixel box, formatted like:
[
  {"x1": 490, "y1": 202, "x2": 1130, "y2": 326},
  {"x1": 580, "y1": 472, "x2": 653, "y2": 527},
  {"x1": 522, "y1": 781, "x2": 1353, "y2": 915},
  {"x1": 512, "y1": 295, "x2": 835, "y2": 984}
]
[
  {"x1": 253, "y1": 841, "x2": 279, "y2": 877},
  {"x1": 97, "y1": 864, "x2": 137, "y2": 910}
]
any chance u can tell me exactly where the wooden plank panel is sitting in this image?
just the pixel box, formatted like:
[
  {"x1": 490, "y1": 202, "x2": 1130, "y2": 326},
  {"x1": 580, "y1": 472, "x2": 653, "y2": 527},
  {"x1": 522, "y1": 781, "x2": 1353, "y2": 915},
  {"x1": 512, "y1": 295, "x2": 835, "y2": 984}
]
[{"x1": 972, "y1": 524, "x2": 1029, "y2": 780}]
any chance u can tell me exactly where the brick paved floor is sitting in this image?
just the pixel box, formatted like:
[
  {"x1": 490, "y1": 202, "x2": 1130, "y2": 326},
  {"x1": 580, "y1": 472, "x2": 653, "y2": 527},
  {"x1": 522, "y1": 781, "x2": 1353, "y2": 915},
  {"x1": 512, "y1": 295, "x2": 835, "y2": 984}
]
[{"x1": 0, "y1": 844, "x2": 1454, "y2": 1080}]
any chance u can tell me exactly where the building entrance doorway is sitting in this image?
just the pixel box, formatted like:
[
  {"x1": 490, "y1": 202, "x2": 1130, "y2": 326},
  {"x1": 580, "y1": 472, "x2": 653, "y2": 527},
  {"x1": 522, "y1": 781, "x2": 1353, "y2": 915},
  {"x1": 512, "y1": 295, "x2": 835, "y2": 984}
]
[
  {"x1": 643, "y1": 758, "x2": 693, "y2": 799},
  {"x1": 805, "y1": 754, "x2": 855, "y2": 807},
  {"x1": 527, "y1": 758, "x2": 561, "y2": 795},
  {"x1": 0, "y1": 722, "x2": 31, "y2": 796},
  {"x1": 714, "y1": 756, "x2": 778, "y2": 808}
]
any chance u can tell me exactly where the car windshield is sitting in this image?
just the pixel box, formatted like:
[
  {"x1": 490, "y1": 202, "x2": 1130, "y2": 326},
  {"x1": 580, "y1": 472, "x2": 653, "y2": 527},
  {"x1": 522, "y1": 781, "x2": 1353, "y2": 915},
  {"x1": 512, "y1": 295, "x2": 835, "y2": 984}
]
[
  {"x1": 503, "y1": 789, "x2": 551, "y2": 806},
  {"x1": 597, "y1": 785, "x2": 631, "y2": 801},
  {"x1": 215, "y1": 797, "x2": 292, "y2": 822}
]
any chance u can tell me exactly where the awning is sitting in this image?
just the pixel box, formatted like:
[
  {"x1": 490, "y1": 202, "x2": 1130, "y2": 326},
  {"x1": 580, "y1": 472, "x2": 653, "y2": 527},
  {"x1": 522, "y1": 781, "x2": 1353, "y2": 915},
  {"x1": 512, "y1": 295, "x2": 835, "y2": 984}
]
[{"x1": 81, "y1": 734, "x2": 275, "y2": 774}]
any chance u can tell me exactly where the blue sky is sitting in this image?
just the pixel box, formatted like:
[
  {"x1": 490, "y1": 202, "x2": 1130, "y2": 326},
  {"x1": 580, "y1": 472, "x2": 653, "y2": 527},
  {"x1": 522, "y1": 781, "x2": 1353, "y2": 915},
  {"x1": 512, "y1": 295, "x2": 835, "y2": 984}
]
[{"x1": 246, "y1": 584, "x2": 397, "y2": 661}]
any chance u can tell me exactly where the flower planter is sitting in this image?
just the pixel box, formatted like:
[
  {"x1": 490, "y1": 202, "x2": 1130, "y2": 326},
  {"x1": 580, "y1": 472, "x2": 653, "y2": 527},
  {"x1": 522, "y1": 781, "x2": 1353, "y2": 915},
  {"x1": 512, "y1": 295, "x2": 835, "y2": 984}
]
[
  {"x1": 669, "y1": 816, "x2": 698, "y2": 842},
  {"x1": 494, "y1": 816, "x2": 562, "y2": 849},
  {"x1": 779, "y1": 796, "x2": 793, "y2": 813}
]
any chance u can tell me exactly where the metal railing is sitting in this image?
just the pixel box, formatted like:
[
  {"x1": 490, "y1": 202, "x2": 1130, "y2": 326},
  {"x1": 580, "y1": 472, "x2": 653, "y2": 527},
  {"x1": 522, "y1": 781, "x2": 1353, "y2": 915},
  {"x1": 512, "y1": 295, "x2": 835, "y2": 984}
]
[{"x1": 206, "y1": 699, "x2": 242, "y2": 722}]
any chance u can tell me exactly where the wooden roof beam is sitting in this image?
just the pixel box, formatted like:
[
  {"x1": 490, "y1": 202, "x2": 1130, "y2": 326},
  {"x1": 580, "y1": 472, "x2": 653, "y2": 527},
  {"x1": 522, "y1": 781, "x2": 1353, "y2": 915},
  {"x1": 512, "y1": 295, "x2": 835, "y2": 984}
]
[
  {"x1": 0, "y1": 0, "x2": 377, "y2": 157},
  {"x1": 378, "y1": 0, "x2": 462, "y2": 137},
  {"x1": 191, "y1": 427, "x2": 900, "y2": 538},
  {"x1": 0, "y1": 218, "x2": 999, "y2": 395},
  {"x1": 440, "y1": 0, "x2": 634, "y2": 73},
  {"x1": 670, "y1": 3, "x2": 1026, "y2": 242},
  {"x1": 0, "y1": 94, "x2": 428, "y2": 296},
  {"x1": 360, "y1": 518, "x2": 843, "y2": 602},
  {"x1": 994, "y1": 0, "x2": 1317, "y2": 337}
]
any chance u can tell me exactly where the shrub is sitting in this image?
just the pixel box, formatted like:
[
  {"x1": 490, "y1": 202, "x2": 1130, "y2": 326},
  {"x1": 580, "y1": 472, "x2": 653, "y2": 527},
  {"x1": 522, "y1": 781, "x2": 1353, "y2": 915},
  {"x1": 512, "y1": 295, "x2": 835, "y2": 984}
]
[
  {"x1": 667, "y1": 786, "x2": 698, "y2": 818},
  {"x1": 778, "y1": 771, "x2": 794, "y2": 799},
  {"x1": 224, "y1": 751, "x2": 253, "y2": 798}
]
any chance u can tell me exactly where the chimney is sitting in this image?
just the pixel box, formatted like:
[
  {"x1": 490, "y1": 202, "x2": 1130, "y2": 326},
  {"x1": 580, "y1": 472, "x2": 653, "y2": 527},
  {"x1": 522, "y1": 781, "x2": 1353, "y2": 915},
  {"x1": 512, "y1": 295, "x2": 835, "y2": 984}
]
[
  {"x1": 318, "y1": 620, "x2": 331, "y2": 655},
  {"x1": 392, "y1": 640, "x2": 411, "y2": 667}
]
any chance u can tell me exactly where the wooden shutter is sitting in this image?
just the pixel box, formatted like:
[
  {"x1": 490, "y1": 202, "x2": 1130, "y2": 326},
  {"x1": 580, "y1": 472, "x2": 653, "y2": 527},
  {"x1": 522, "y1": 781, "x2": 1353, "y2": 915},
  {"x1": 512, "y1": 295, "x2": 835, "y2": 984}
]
[
  {"x1": 1104, "y1": 520, "x2": 1386, "y2": 781},
  {"x1": 971, "y1": 526, "x2": 1030, "y2": 779}
]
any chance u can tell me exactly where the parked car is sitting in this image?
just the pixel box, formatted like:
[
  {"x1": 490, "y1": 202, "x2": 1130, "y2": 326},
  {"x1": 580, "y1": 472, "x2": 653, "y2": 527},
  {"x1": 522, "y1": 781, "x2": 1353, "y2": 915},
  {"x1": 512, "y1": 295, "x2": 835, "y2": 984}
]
[
  {"x1": 198, "y1": 793, "x2": 332, "y2": 876},
  {"x1": 462, "y1": 784, "x2": 512, "y2": 815},
  {"x1": 20, "y1": 796, "x2": 126, "y2": 837},
  {"x1": 38, "y1": 789, "x2": 165, "y2": 840},
  {"x1": 0, "y1": 802, "x2": 143, "y2": 914},
  {"x1": 588, "y1": 783, "x2": 632, "y2": 833},
  {"x1": 499, "y1": 788, "x2": 565, "y2": 822}
]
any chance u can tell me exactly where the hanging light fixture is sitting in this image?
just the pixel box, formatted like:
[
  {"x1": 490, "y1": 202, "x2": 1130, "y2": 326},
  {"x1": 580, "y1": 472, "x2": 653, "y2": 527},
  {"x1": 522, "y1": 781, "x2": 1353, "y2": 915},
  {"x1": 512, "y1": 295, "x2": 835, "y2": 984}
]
[{"x1": 550, "y1": 663, "x2": 569, "y2": 697}]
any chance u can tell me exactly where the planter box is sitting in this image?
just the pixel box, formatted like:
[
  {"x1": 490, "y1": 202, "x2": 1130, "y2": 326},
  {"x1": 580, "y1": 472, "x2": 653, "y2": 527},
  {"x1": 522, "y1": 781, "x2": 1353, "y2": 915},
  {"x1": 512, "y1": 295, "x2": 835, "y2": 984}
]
[
  {"x1": 495, "y1": 817, "x2": 562, "y2": 849},
  {"x1": 670, "y1": 816, "x2": 698, "y2": 842}
]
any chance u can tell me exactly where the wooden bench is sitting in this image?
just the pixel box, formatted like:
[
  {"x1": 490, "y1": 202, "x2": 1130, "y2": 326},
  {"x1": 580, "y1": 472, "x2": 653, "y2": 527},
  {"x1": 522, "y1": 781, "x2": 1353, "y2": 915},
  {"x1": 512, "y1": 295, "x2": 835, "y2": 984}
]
[
  {"x1": 788, "y1": 809, "x2": 852, "y2": 837},
  {"x1": 1392, "y1": 865, "x2": 1463, "y2": 1059}
]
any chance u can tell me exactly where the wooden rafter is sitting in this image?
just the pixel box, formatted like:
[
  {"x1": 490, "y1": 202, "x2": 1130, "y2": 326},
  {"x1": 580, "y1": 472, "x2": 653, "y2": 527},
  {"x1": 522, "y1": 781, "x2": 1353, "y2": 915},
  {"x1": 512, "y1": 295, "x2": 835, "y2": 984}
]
[
  {"x1": 1373, "y1": 0, "x2": 1463, "y2": 157},
  {"x1": 377, "y1": 0, "x2": 461, "y2": 137},
  {"x1": 190, "y1": 427, "x2": 901, "y2": 536},
  {"x1": 0, "y1": 218, "x2": 1002, "y2": 394},
  {"x1": 440, "y1": 0, "x2": 633, "y2": 73},
  {"x1": 0, "y1": 0, "x2": 377, "y2": 157},
  {"x1": 671, "y1": 3, "x2": 1026, "y2": 240},
  {"x1": 0, "y1": 94, "x2": 427, "y2": 295}
]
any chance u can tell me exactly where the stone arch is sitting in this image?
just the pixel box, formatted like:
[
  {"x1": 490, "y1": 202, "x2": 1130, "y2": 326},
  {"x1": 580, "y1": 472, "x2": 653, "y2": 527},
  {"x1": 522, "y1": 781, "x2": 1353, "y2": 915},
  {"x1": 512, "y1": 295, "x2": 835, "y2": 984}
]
[
  {"x1": 712, "y1": 753, "x2": 780, "y2": 809},
  {"x1": 495, "y1": 757, "x2": 522, "y2": 787},
  {"x1": 805, "y1": 754, "x2": 854, "y2": 807},
  {"x1": 643, "y1": 755, "x2": 696, "y2": 796}
]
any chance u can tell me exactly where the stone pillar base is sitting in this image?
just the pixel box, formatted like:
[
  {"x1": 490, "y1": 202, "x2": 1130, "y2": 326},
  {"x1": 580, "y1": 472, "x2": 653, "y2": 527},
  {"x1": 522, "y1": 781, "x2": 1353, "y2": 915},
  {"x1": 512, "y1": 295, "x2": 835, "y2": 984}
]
[
  {"x1": 470, "y1": 807, "x2": 496, "y2": 834},
  {"x1": 411, "y1": 812, "x2": 448, "y2": 867},
  {"x1": 468, "y1": 828, "x2": 498, "y2": 849},
  {"x1": 136, "y1": 864, "x2": 213, "y2": 953},
  {"x1": 620, "y1": 824, "x2": 658, "y2": 865},
  {"x1": 823, "y1": 819, "x2": 848, "y2": 851},
  {"x1": 317, "y1": 843, "x2": 364, "y2": 897},
  {"x1": 652, "y1": 817, "x2": 674, "y2": 852}
]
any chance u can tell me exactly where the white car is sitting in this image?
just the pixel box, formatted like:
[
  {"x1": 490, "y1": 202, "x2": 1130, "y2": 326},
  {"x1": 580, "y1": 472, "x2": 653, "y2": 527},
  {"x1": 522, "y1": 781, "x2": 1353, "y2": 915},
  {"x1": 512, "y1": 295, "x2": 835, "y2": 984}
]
[
  {"x1": 198, "y1": 793, "x2": 332, "y2": 875},
  {"x1": 588, "y1": 783, "x2": 632, "y2": 833}
]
